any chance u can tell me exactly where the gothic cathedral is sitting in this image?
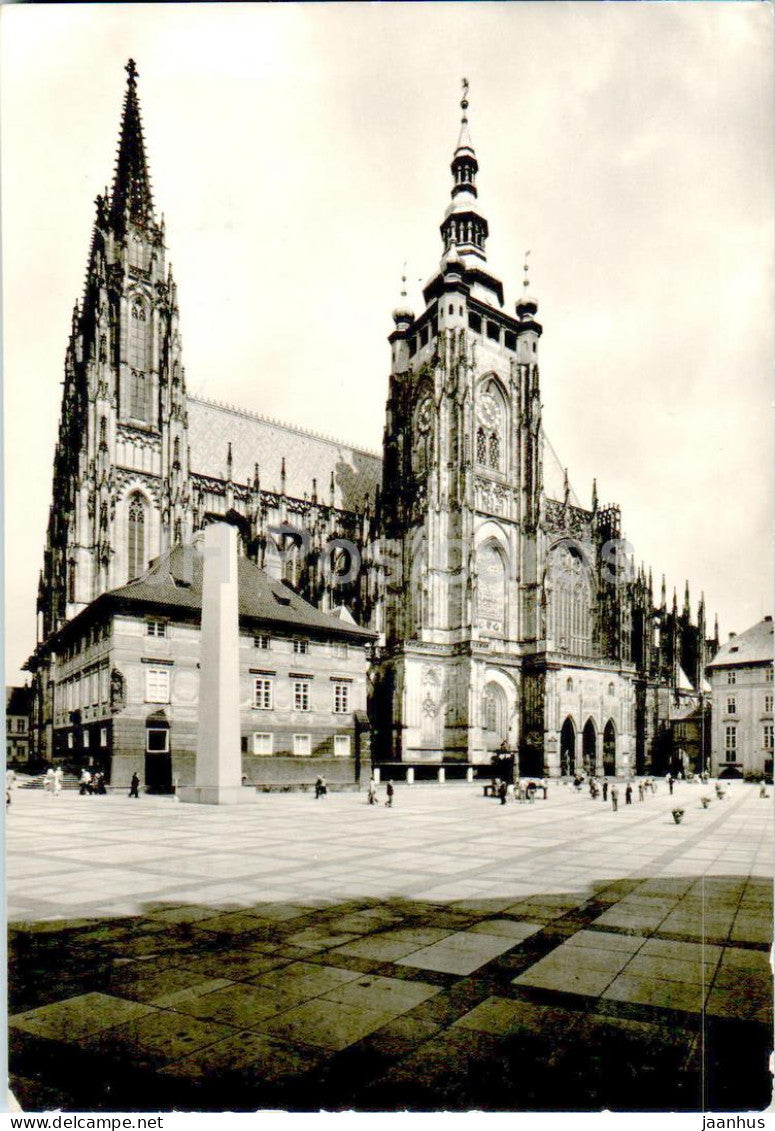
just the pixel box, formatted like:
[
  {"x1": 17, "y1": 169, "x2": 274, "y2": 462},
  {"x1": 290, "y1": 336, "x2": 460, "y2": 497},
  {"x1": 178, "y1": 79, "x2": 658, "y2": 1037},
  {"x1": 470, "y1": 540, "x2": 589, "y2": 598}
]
[{"x1": 30, "y1": 65, "x2": 718, "y2": 778}]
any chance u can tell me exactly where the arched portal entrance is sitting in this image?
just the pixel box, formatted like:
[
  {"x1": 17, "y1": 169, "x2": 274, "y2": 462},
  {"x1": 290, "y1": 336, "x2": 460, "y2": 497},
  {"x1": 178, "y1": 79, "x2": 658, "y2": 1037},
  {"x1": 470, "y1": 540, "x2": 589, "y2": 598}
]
[
  {"x1": 603, "y1": 720, "x2": 616, "y2": 776},
  {"x1": 482, "y1": 682, "x2": 508, "y2": 748},
  {"x1": 582, "y1": 718, "x2": 597, "y2": 776},
  {"x1": 560, "y1": 717, "x2": 576, "y2": 777}
]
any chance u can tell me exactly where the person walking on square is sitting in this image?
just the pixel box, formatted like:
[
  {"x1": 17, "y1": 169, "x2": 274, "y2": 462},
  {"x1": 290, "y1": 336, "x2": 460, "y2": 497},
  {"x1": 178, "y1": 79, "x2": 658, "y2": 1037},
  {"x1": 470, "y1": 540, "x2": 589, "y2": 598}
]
[
  {"x1": 610, "y1": 783, "x2": 619, "y2": 812},
  {"x1": 129, "y1": 772, "x2": 140, "y2": 799},
  {"x1": 385, "y1": 780, "x2": 394, "y2": 808},
  {"x1": 668, "y1": 774, "x2": 674, "y2": 796},
  {"x1": 638, "y1": 781, "x2": 645, "y2": 802},
  {"x1": 367, "y1": 779, "x2": 378, "y2": 806},
  {"x1": 315, "y1": 775, "x2": 324, "y2": 799},
  {"x1": 602, "y1": 780, "x2": 608, "y2": 803},
  {"x1": 79, "y1": 767, "x2": 92, "y2": 796},
  {"x1": 625, "y1": 782, "x2": 632, "y2": 805},
  {"x1": 6, "y1": 768, "x2": 15, "y2": 807},
  {"x1": 498, "y1": 779, "x2": 508, "y2": 805},
  {"x1": 53, "y1": 765, "x2": 63, "y2": 798}
]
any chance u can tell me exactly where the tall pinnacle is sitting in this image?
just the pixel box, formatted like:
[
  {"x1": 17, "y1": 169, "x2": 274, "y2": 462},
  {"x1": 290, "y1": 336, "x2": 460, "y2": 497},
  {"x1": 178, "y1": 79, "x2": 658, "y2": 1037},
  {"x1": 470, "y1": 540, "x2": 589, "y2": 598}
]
[
  {"x1": 440, "y1": 78, "x2": 488, "y2": 263},
  {"x1": 110, "y1": 59, "x2": 154, "y2": 228}
]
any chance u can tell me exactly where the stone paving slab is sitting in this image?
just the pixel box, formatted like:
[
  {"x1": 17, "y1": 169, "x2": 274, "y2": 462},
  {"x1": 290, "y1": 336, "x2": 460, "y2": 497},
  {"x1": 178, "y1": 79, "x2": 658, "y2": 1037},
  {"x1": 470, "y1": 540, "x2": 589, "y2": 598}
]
[{"x1": 6, "y1": 779, "x2": 773, "y2": 1111}]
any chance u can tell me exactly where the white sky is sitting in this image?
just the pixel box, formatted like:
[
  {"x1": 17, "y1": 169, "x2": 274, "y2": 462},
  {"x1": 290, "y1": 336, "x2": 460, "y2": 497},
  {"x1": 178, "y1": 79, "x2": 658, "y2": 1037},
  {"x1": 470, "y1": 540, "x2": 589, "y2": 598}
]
[{"x1": 2, "y1": 2, "x2": 773, "y2": 684}]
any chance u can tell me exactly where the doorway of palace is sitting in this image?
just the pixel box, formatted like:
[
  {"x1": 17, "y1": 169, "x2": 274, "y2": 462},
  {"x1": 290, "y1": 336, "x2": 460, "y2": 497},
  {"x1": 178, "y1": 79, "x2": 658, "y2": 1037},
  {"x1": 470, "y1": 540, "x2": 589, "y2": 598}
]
[
  {"x1": 603, "y1": 720, "x2": 616, "y2": 776},
  {"x1": 582, "y1": 719, "x2": 597, "y2": 776},
  {"x1": 145, "y1": 720, "x2": 173, "y2": 793},
  {"x1": 482, "y1": 682, "x2": 508, "y2": 749},
  {"x1": 560, "y1": 717, "x2": 576, "y2": 777}
]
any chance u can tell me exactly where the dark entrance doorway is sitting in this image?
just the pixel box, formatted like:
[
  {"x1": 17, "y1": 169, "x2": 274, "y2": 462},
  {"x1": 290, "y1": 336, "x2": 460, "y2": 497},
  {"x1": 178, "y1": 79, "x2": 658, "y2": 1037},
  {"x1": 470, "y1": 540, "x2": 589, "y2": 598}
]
[
  {"x1": 582, "y1": 719, "x2": 597, "y2": 775},
  {"x1": 603, "y1": 720, "x2": 616, "y2": 776},
  {"x1": 145, "y1": 717, "x2": 173, "y2": 793},
  {"x1": 560, "y1": 717, "x2": 576, "y2": 777}
]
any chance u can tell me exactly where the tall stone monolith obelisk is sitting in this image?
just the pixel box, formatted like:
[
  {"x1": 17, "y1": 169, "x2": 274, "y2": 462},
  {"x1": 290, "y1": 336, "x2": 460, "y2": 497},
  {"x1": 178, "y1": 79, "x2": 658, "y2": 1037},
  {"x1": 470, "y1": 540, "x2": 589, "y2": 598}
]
[{"x1": 180, "y1": 522, "x2": 250, "y2": 805}]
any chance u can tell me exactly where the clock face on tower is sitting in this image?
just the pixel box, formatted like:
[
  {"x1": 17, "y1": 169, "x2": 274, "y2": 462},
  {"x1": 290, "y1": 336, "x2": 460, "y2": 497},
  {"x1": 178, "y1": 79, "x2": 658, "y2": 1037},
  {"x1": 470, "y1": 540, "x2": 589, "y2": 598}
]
[
  {"x1": 416, "y1": 398, "x2": 433, "y2": 434},
  {"x1": 477, "y1": 392, "x2": 500, "y2": 429}
]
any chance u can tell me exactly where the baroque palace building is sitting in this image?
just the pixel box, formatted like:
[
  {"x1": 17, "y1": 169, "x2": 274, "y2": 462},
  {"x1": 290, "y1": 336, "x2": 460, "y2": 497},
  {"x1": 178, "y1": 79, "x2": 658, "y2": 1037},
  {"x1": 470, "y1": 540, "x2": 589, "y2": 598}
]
[{"x1": 27, "y1": 63, "x2": 719, "y2": 780}]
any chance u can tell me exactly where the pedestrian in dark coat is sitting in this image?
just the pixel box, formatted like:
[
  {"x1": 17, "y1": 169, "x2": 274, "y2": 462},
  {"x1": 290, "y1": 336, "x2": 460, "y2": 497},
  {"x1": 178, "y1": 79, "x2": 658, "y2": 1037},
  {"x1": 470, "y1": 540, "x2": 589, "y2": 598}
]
[
  {"x1": 385, "y1": 781, "x2": 394, "y2": 808},
  {"x1": 625, "y1": 782, "x2": 633, "y2": 805},
  {"x1": 611, "y1": 785, "x2": 619, "y2": 812},
  {"x1": 668, "y1": 775, "x2": 674, "y2": 796},
  {"x1": 602, "y1": 780, "x2": 608, "y2": 802},
  {"x1": 129, "y1": 772, "x2": 140, "y2": 799},
  {"x1": 638, "y1": 781, "x2": 645, "y2": 802}
]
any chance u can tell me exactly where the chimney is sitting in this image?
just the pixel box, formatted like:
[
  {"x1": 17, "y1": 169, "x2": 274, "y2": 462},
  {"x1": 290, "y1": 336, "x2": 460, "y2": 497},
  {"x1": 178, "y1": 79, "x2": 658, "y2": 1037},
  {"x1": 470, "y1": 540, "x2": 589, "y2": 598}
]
[{"x1": 728, "y1": 632, "x2": 736, "y2": 640}]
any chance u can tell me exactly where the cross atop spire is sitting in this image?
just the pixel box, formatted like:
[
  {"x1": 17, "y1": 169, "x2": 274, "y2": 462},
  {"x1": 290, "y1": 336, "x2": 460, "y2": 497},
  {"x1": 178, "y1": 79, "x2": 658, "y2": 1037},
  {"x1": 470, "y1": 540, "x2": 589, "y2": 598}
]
[{"x1": 111, "y1": 58, "x2": 154, "y2": 229}]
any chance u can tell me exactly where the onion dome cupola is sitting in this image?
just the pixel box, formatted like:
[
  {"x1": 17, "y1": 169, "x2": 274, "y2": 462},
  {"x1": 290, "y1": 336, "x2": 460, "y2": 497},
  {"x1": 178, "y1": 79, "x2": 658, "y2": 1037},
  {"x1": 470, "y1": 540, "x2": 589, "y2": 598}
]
[
  {"x1": 515, "y1": 250, "x2": 542, "y2": 337},
  {"x1": 391, "y1": 267, "x2": 415, "y2": 331},
  {"x1": 440, "y1": 79, "x2": 488, "y2": 263}
]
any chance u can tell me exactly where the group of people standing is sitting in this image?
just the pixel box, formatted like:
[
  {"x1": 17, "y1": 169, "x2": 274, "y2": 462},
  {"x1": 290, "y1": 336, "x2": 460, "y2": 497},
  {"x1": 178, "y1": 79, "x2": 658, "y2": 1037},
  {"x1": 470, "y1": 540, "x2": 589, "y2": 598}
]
[
  {"x1": 493, "y1": 778, "x2": 549, "y2": 805},
  {"x1": 367, "y1": 778, "x2": 394, "y2": 807},
  {"x1": 78, "y1": 767, "x2": 108, "y2": 795}
]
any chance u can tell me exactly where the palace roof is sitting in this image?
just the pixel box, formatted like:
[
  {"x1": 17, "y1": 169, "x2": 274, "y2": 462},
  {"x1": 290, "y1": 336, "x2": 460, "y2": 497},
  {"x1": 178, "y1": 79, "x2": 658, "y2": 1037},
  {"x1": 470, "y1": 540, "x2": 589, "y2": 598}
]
[
  {"x1": 707, "y1": 617, "x2": 774, "y2": 669},
  {"x1": 56, "y1": 542, "x2": 376, "y2": 645}
]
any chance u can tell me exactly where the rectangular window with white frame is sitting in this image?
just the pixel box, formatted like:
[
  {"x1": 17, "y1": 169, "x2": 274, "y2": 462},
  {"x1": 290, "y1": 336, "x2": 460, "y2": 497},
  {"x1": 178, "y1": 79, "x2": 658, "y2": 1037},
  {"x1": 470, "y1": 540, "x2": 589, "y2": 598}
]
[
  {"x1": 333, "y1": 682, "x2": 350, "y2": 714},
  {"x1": 727, "y1": 671, "x2": 736, "y2": 685},
  {"x1": 726, "y1": 697, "x2": 737, "y2": 715},
  {"x1": 100, "y1": 727, "x2": 108, "y2": 748},
  {"x1": 147, "y1": 620, "x2": 167, "y2": 638},
  {"x1": 767, "y1": 665, "x2": 774, "y2": 683},
  {"x1": 254, "y1": 635, "x2": 270, "y2": 651},
  {"x1": 766, "y1": 695, "x2": 773, "y2": 715},
  {"x1": 293, "y1": 639, "x2": 309, "y2": 655},
  {"x1": 332, "y1": 643, "x2": 348, "y2": 660},
  {"x1": 253, "y1": 678, "x2": 273, "y2": 710},
  {"x1": 724, "y1": 725, "x2": 737, "y2": 759},
  {"x1": 334, "y1": 735, "x2": 351, "y2": 758},
  {"x1": 252, "y1": 732, "x2": 273, "y2": 755},
  {"x1": 764, "y1": 725, "x2": 774, "y2": 751},
  {"x1": 145, "y1": 666, "x2": 170, "y2": 704},
  {"x1": 294, "y1": 680, "x2": 310, "y2": 711},
  {"x1": 293, "y1": 733, "x2": 312, "y2": 756}
]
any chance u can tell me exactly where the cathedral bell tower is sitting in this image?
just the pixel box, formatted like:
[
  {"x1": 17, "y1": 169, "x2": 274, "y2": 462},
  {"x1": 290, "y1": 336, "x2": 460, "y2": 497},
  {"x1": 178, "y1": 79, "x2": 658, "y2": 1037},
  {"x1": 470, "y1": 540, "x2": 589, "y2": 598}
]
[
  {"x1": 39, "y1": 61, "x2": 191, "y2": 636},
  {"x1": 375, "y1": 81, "x2": 544, "y2": 768}
]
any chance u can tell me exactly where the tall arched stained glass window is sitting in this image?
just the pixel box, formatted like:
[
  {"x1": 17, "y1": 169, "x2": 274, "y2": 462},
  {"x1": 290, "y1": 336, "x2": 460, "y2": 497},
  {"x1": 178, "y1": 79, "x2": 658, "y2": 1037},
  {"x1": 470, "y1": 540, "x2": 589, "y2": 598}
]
[
  {"x1": 127, "y1": 494, "x2": 146, "y2": 582},
  {"x1": 476, "y1": 427, "x2": 487, "y2": 466},
  {"x1": 489, "y1": 431, "x2": 500, "y2": 469},
  {"x1": 129, "y1": 301, "x2": 148, "y2": 370}
]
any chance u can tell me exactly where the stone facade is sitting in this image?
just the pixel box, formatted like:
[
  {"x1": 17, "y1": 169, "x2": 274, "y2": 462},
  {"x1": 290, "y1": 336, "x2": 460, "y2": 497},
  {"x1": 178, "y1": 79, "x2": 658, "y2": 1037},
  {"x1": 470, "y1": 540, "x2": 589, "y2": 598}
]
[
  {"x1": 707, "y1": 617, "x2": 774, "y2": 780},
  {"x1": 27, "y1": 64, "x2": 720, "y2": 778}
]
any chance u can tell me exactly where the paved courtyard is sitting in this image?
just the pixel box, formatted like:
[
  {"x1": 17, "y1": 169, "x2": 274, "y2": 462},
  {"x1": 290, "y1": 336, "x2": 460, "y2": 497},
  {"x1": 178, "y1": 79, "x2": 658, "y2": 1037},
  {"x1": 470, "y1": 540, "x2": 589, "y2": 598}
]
[{"x1": 7, "y1": 778, "x2": 773, "y2": 1112}]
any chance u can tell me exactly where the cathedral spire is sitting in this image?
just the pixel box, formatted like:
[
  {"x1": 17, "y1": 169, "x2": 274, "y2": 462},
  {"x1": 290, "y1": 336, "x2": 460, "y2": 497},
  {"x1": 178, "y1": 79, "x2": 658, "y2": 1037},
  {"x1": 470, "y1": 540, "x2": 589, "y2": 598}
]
[
  {"x1": 440, "y1": 78, "x2": 488, "y2": 263},
  {"x1": 110, "y1": 59, "x2": 154, "y2": 228}
]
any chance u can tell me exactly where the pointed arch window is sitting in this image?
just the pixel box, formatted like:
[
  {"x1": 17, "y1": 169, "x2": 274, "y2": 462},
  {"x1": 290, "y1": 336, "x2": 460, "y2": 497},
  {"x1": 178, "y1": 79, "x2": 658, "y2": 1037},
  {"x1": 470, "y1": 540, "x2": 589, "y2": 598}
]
[
  {"x1": 127, "y1": 494, "x2": 147, "y2": 582},
  {"x1": 476, "y1": 382, "x2": 506, "y2": 472},
  {"x1": 129, "y1": 300, "x2": 149, "y2": 372},
  {"x1": 173, "y1": 438, "x2": 181, "y2": 468}
]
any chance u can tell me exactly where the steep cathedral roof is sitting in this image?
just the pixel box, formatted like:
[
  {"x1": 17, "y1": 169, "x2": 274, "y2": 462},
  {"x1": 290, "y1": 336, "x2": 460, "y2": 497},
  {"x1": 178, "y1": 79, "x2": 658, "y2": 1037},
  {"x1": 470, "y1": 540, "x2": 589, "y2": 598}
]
[{"x1": 187, "y1": 396, "x2": 382, "y2": 513}]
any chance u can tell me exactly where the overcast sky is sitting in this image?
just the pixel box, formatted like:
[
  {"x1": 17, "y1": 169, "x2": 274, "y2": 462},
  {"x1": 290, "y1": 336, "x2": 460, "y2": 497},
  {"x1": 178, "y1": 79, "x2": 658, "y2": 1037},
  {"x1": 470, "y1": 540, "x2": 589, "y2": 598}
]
[{"x1": 2, "y1": 2, "x2": 772, "y2": 683}]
